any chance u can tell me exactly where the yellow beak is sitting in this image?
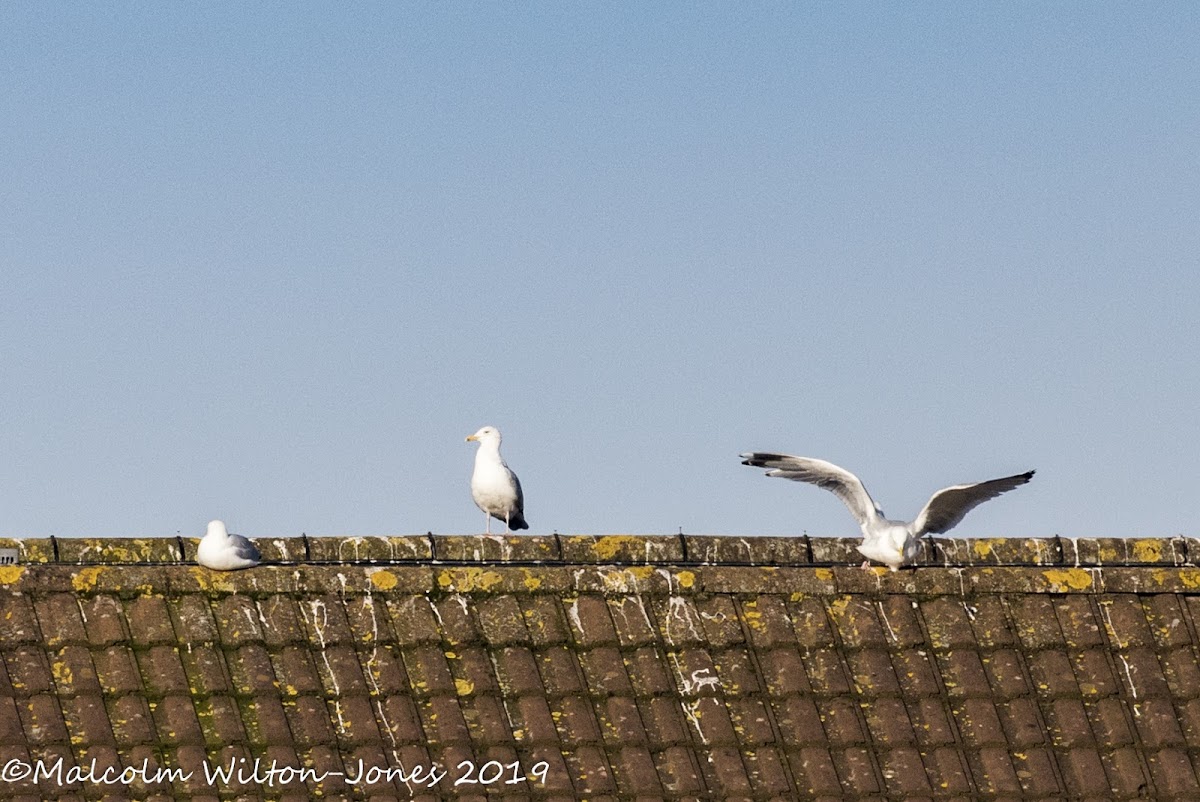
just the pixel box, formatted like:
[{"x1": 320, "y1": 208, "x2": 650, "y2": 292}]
[{"x1": 465, "y1": 434, "x2": 477, "y2": 442}]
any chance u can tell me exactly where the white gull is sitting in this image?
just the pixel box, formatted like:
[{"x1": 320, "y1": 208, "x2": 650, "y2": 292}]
[
  {"x1": 466, "y1": 426, "x2": 529, "y2": 534},
  {"x1": 196, "y1": 519, "x2": 261, "y2": 570},
  {"x1": 741, "y1": 452, "x2": 1034, "y2": 571}
]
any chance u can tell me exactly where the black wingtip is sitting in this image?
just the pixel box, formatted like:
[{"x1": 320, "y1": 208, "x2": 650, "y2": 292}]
[{"x1": 508, "y1": 517, "x2": 530, "y2": 531}]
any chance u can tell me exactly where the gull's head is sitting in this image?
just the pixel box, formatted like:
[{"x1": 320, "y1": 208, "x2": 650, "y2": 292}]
[
  {"x1": 205, "y1": 520, "x2": 229, "y2": 539},
  {"x1": 466, "y1": 426, "x2": 501, "y2": 444}
]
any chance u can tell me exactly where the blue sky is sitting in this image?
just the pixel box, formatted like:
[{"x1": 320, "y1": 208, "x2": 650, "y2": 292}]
[{"x1": 2, "y1": 4, "x2": 1197, "y2": 539}]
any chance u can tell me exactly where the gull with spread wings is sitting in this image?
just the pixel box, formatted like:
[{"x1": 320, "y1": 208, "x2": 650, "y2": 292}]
[{"x1": 741, "y1": 452, "x2": 1034, "y2": 571}]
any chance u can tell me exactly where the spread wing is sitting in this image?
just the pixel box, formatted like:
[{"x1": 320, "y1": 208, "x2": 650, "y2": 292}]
[
  {"x1": 741, "y1": 452, "x2": 884, "y2": 528},
  {"x1": 912, "y1": 470, "x2": 1035, "y2": 535}
]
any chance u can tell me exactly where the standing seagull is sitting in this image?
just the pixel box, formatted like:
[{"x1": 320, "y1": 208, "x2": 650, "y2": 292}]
[
  {"x1": 740, "y1": 453, "x2": 1034, "y2": 571},
  {"x1": 466, "y1": 426, "x2": 529, "y2": 534},
  {"x1": 195, "y1": 519, "x2": 261, "y2": 571}
]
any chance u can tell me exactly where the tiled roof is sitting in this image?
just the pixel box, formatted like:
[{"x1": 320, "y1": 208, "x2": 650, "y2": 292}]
[{"x1": 1, "y1": 533, "x2": 1199, "y2": 800}]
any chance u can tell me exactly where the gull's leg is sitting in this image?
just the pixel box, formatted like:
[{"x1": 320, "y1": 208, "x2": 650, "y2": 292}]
[
  {"x1": 860, "y1": 560, "x2": 872, "y2": 571},
  {"x1": 485, "y1": 514, "x2": 492, "y2": 536}
]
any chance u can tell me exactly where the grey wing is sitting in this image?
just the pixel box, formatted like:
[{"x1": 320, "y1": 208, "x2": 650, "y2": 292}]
[
  {"x1": 228, "y1": 533, "x2": 262, "y2": 562},
  {"x1": 508, "y1": 467, "x2": 525, "y2": 516},
  {"x1": 912, "y1": 470, "x2": 1035, "y2": 535},
  {"x1": 740, "y1": 452, "x2": 883, "y2": 527}
]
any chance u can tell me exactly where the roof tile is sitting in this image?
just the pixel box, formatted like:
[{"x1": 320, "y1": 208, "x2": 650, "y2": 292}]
[
  {"x1": 1144, "y1": 594, "x2": 1193, "y2": 647},
  {"x1": 550, "y1": 694, "x2": 602, "y2": 745},
  {"x1": 458, "y1": 693, "x2": 512, "y2": 745},
  {"x1": 299, "y1": 594, "x2": 356, "y2": 646},
  {"x1": 953, "y1": 698, "x2": 1007, "y2": 747},
  {"x1": 773, "y1": 696, "x2": 826, "y2": 745},
  {"x1": 1011, "y1": 746, "x2": 1063, "y2": 796},
  {"x1": 431, "y1": 594, "x2": 479, "y2": 645},
  {"x1": 136, "y1": 645, "x2": 191, "y2": 697},
  {"x1": 1147, "y1": 747, "x2": 1200, "y2": 796},
  {"x1": 1008, "y1": 595, "x2": 1065, "y2": 649},
  {"x1": 19, "y1": 693, "x2": 70, "y2": 744},
  {"x1": 559, "y1": 534, "x2": 684, "y2": 564},
  {"x1": 473, "y1": 596, "x2": 529, "y2": 646},
  {"x1": 401, "y1": 645, "x2": 456, "y2": 697},
  {"x1": 726, "y1": 696, "x2": 776, "y2": 746},
  {"x1": 638, "y1": 696, "x2": 690, "y2": 748},
  {"x1": 880, "y1": 745, "x2": 931, "y2": 795},
  {"x1": 226, "y1": 643, "x2": 280, "y2": 697},
  {"x1": 816, "y1": 696, "x2": 867, "y2": 745},
  {"x1": 936, "y1": 649, "x2": 990, "y2": 699},
  {"x1": 125, "y1": 595, "x2": 176, "y2": 646},
  {"x1": 36, "y1": 593, "x2": 90, "y2": 647},
  {"x1": 996, "y1": 697, "x2": 1046, "y2": 747},
  {"x1": 60, "y1": 693, "x2": 115, "y2": 746},
  {"x1": 194, "y1": 693, "x2": 246, "y2": 746},
  {"x1": 446, "y1": 644, "x2": 499, "y2": 697},
  {"x1": 1027, "y1": 649, "x2": 1078, "y2": 697},
  {"x1": 382, "y1": 596, "x2": 441, "y2": 645},
  {"x1": 595, "y1": 695, "x2": 644, "y2": 745},
  {"x1": 625, "y1": 646, "x2": 676, "y2": 697},
  {"x1": 655, "y1": 595, "x2": 707, "y2": 646},
  {"x1": 1159, "y1": 646, "x2": 1200, "y2": 700},
  {"x1": 540, "y1": 644, "x2": 590, "y2": 696},
  {"x1": 739, "y1": 596, "x2": 797, "y2": 649},
  {"x1": 239, "y1": 694, "x2": 294, "y2": 747},
  {"x1": 788, "y1": 745, "x2": 844, "y2": 795},
  {"x1": 862, "y1": 696, "x2": 915, "y2": 745},
  {"x1": 6, "y1": 646, "x2": 55, "y2": 696},
  {"x1": 971, "y1": 746, "x2": 1021, "y2": 794},
  {"x1": 1085, "y1": 696, "x2": 1134, "y2": 746},
  {"x1": 1045, "y1": 697, "x2": 1094, "y2": 747},
  {"x1": 981, "y1": 649, "x2": 1031, "y2": 699},
  {"x1": 331, "y1": 694, "x2": 382, "y2": 745},
  {"x1": 565, "y1": 595, "x2": 618, "y2": 646},
  {"x1": 800, "y1": 647, "x2": 853, "y2": 696},
  {"x1": 49, "y1": 644, "x2": 101, "y2": 697},
  {"x1": 705, "y1": 743, "x2": 754, "y2": 794},
  {"x1": 1072, "y1": 648, "x2": 1122, "y2": 698},
  {"x1": 575, "y1": 647, "x2": 631, "y2": 696},
  {"x1": 1060, "y1": 747, "x2": 1112, "y2": 796},
  {"x1": 151, "y1": 694, "x2": 204, "y2": 746},
  {"x1": 1102, "y1": 747, "x2": 1152, "y2": 797},
  {"x1": 711, "y1": 646, "x2": 762, "y2": 696},
  {"x1": 108, "y1": 694, "x2": 155, "y2": 746},
  {"x1": 920, "y1": 597, "x2": 978, "y2": 649},
  {"x1": 830, "y1": 745, "x2": 880, "y2": 794},
  {"x1": 909, "y1": 696, "x2": 957, "y2": 746},
  {"x1": 759, "y1": 647, "x2": 812, "y2": 697},
  {"x1": 306, "y1": 535, "x2": 430, "y2": 563},
  {"x1": 521, "y1": 595, "x2": 571, "y2": 646},
  {"x1": 847, "y1": 649, "x2": 901, "y2": 697},
  {"x1": 511, "y1": 694, "x2": 558, "y2": 745},
  {"x1": 653, "y1": 744, "x2": 706, "y2": 793},
  {"x1": 75, "y1": 595, "x2": 129, "y2": 647},
  {"x1": 1135, "y1": 697, "x2": 1187, "y2": 747},
  {"x1": 564, "y1": 745, "x2": 619, "y2": 795},
  {"x1": 0, "y1": 593, "x2": 40, "y2": 643}
]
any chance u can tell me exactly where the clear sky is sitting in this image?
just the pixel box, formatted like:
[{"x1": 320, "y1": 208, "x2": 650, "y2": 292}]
[{"x1": 2, "y1": 4, "x2": 1197, "y2": 540}]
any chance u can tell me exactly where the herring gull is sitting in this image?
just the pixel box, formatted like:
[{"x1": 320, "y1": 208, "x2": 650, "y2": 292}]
[
  {"x1": 741, "y1": 452, "x2": 1034, "y2": 571},
  {"x1": 466, "y1": 426, "x2": 529, "y2": 534},
  {"x1": 196, "y1": 519, "x2": 261, "y2": 570}
]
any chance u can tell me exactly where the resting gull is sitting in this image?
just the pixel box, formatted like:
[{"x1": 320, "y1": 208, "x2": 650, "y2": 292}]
[
  {"x1": 741, "y1": 452, "x2": 1034, "y2": 571},
  {"x1": 466, "y1": 426, "x2": 529, "y2": 534},
  {"x1": 196, "y1": 519, "x2": 261, "y2": 571}
]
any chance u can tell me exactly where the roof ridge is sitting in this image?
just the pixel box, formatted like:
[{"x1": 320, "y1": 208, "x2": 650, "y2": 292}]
[{"x1": 0, "y1": 534, "x2": 1191, "y2": 568}]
